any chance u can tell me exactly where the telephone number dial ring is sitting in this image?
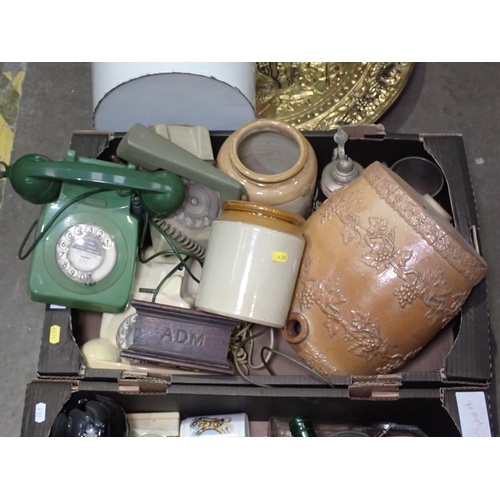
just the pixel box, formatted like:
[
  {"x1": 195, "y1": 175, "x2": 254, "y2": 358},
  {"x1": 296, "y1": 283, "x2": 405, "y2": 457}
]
[{"x1": 55, "y1": 224, "x2": 117, "y2": 285}]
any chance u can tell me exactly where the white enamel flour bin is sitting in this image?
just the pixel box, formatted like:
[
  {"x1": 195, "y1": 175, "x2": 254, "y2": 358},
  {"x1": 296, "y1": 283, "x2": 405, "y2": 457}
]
[{"x1": 92, "y1": 62, "x2": 256, "y2": 132}]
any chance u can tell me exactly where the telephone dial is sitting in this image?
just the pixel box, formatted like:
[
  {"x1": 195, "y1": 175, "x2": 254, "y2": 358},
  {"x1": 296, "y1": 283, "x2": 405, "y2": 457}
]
[
  {"x1": 1, "y1": 150, "x2": 184, "y2": 313},
  {"x1": 1, "y1": 124, "x2": 246, "y2": 314}
]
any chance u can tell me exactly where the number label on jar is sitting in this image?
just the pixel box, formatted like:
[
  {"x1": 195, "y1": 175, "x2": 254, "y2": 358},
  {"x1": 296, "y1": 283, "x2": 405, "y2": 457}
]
[{"x1": 272, "y1": 251, "x2": 288, "y2": 263}]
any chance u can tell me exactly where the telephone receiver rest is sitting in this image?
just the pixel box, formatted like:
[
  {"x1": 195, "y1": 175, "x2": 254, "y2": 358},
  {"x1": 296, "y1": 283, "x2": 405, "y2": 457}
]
[
  {"x1": 117, "y1": 123, "x2": 248, "y2": 202},
  {"x1": 4, "y1": 150, "x2": 186, "y2": 217}
]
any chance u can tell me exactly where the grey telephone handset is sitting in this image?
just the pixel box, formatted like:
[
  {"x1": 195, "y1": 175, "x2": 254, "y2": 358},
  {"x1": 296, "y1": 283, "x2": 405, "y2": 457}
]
[
  {"x1": 117, "y1": 124, "x2": 247, "y2": 257},
  {"x1": 150, "y1": 125, "x2": 219, "y2": 256}
]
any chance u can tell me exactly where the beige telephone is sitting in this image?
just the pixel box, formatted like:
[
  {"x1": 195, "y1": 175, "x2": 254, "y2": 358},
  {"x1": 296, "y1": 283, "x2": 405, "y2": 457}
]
[{"x1": 80, "y1": 247, "x2": 202, "y2": 375}]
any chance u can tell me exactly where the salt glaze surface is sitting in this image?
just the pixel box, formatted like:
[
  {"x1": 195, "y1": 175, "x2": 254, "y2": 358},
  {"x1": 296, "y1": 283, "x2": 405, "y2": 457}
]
[{"x1": 282, "y1": 161, "x2": 488, "y2": 375}]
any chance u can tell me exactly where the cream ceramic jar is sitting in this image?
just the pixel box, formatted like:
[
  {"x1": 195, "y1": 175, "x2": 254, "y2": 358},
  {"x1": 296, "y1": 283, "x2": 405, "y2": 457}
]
[
  {"x1": 195, "y1": 201, "x2": 306, "y2": 328},
  {"x1": 216, "y1": 119, "x2": 317, "y2": 218}
]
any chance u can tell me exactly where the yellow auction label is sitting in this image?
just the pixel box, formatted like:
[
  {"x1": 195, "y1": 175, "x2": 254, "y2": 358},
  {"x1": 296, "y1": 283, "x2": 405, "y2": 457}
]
[
  {"x1": 272, "y1": 251, "x2": 288, "y2": 262},
  {"x1": 49, "y1": 325, "x2": 61, "y2": 344}
]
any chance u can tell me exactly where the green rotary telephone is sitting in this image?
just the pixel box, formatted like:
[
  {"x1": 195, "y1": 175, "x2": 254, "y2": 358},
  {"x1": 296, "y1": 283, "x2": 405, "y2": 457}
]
[
  {"x1": 2, "y1": 150, "x2": 184, "y2": 313},
  {"x1": 1, "y1": 126, "x2": 246, "y2": 314}
]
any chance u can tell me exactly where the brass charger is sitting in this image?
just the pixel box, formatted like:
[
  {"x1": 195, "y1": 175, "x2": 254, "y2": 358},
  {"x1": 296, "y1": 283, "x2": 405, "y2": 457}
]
[{"x1": 256, "y1": 62, "x2": 414, "y2": 130}]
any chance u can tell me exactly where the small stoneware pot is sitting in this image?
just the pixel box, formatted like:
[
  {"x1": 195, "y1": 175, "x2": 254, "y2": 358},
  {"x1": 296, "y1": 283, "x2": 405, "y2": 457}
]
[
  {"x1": 281, "y1": 161, "x2": 487, "y2": 375},
  {"x1": 195, "y1": 200, "x2": 305, "y2": 328},
  {"x1": 216, "y1": 118, "x2": 317, "y2": 218}
]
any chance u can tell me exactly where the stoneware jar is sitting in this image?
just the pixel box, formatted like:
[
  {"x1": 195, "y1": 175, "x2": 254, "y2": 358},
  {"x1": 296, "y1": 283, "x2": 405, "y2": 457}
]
[
  {"x1": 281, "y1": 161, "x2": 487, "y2": 376},
  {"x1": 216, "y1": 118, "x2": 317, "y2": 218},
  {"x1": 195, "y1": 201, "x2": 305, "y2": 328}
]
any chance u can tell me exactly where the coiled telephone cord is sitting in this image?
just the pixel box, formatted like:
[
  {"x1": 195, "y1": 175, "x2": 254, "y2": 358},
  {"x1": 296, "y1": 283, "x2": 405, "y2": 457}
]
[{"x1": 152, "y1": 217, "x2": 206, "y2": 260}]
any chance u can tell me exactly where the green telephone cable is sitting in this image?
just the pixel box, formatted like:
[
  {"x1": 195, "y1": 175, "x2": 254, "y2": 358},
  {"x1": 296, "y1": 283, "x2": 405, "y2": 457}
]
[
  {"x1": 15, "y1": 185, "x2": 203, "y2": 305},
  {"x1": 139, "y1": 249, "x2": 202, "y2": 265},
  {"x1": 139, "y1": 243, "x2": 202, "y2": 303},
  {"x1": 138, "y1": 212, "x2": 203, "y2": 266},
  {"x1": 137, "y1": 213, "x2": 203, "y2": 269},
  {"x1": 150, "y1": 256, "x2": 190, "y2": 303},
  {"x1": 148, "y1": 218, "x2": 203, "y2": 284}
]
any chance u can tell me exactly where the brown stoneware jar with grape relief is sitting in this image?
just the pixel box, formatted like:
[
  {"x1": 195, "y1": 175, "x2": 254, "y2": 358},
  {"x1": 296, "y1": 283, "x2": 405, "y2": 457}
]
[{"x1": 281, "y1": 161, "x2": 487, "y2": 376}]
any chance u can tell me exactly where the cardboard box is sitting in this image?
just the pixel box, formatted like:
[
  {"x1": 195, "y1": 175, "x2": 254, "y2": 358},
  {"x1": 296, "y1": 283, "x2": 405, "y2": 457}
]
[
  {"x1": 35, "y1": 128, "x2": 491, "y2": 395},
  {"x1": 20, "y1": 378, "x2": 493, "y2": 437}
]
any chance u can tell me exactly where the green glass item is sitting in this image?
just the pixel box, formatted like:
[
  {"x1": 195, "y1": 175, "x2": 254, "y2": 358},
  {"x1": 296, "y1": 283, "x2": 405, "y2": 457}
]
[
  {"x1": 117, "y1": 123, "x2": 248, "y2": 202},
  {"x1": 289, "y1": 417, "x2": 317, "y2": 437},
  {"x1": 4, "y1": 150, "x2": 187, "y2": 313}
]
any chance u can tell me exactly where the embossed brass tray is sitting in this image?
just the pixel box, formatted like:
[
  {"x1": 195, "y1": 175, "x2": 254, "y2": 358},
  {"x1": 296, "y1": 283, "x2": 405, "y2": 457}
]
[{"x1": 256, "y1": 63, "x2": 414, "y2": 130}]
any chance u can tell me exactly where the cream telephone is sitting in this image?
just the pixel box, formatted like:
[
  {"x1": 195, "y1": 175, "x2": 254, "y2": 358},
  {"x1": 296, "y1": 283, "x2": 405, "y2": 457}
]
[{"x1": 81, "y1": 246, "x2": 202, "y2": 374}]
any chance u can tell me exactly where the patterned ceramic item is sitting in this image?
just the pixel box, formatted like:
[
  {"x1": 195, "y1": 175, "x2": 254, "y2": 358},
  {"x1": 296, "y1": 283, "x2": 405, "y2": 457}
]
[
  {"x1": 216, "y1": 119, "x2": 317, "y2": 218},
  {"x1": 281, "y1": 161, "x2": 487, "y2": 375},
  {"x1": 180, "y1": 413, "x2": 249, "y2": 437}
]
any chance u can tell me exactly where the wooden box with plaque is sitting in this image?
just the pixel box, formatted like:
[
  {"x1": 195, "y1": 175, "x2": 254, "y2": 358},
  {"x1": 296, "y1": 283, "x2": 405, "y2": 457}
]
[{"x1": 120, "y1": 300, "x2": 239, "y2": 375}]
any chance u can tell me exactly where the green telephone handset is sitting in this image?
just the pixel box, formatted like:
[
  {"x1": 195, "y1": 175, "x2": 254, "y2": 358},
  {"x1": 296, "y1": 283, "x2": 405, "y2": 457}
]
[{"x1": 2, "y1": 150, "x2": 186, "y2": 313}]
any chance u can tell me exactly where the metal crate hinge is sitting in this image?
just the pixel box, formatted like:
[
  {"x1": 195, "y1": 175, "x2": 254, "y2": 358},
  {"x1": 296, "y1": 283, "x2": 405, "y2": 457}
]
[
  {"x1": 348, "y1": 374, "x2": 402, "y2": 400},
  {"x1": 118, "y1": 376, "x2": 171, "y2": 394}
]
